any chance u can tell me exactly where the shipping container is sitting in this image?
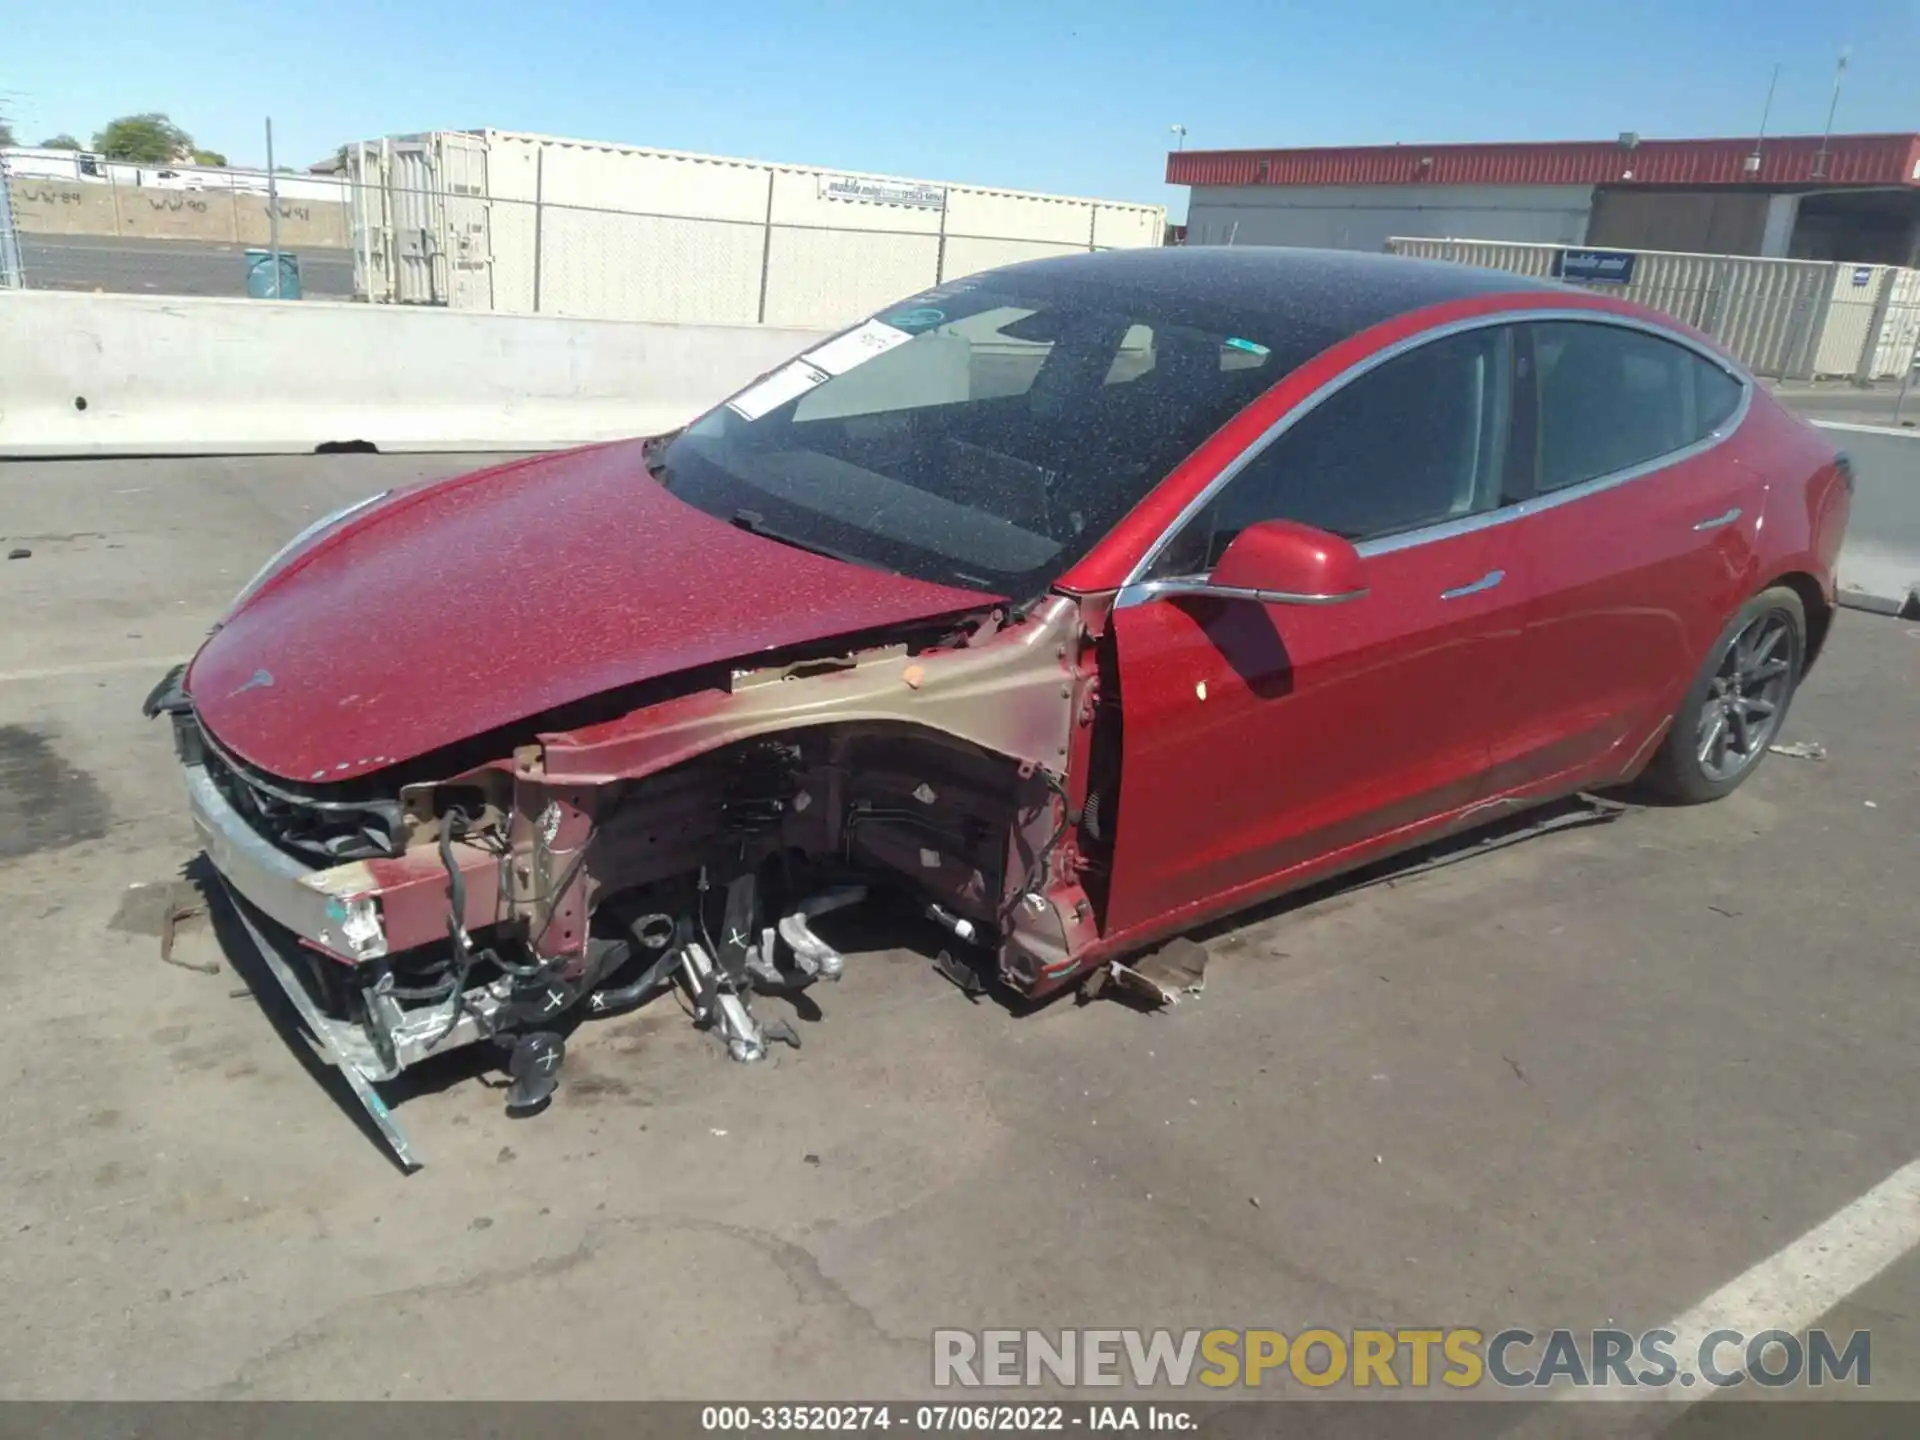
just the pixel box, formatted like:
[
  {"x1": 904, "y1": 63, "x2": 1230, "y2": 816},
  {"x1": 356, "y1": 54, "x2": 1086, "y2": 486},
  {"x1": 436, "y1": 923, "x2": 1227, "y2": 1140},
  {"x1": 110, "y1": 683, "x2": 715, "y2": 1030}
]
[
  {"x1": 343, "y1": 130, "x2": 1165, "y2": 327},
  {"x1": 1865, "y1": 267, "x2": 1920, "y2": 379}
]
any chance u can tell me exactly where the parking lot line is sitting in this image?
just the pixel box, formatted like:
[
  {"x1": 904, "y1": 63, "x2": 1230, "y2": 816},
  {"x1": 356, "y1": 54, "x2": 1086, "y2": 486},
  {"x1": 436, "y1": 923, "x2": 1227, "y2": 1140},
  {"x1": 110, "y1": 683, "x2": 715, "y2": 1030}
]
[{"x1": 1580, "y1": 1156, "x2": 1920, "y2": 1400}]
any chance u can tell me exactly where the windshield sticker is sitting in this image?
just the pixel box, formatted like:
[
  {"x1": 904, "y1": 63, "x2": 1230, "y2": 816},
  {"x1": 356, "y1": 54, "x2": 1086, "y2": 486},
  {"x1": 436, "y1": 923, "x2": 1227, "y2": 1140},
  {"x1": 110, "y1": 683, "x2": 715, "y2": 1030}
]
[
  {"x1": 801, "y1": 318, "x2": 915, "y2": 376},
  {"x1": 725, "y1": 360, "x2": 829, "y2": 421},
  {"x1": 1223, "y1": 337, "x2": 1270, "y2": 356},
  {"x1": 885, "y1": 306, "x2": 947, "y2": 330}
]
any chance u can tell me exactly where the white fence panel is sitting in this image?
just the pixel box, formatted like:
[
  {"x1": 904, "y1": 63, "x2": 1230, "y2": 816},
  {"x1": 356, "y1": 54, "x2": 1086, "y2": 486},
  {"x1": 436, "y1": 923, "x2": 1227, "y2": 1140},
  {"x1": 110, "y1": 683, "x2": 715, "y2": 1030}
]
[
  {"x1": 538, "y1": 209, "x2": 764, "y2": 324},
  {"x1": 1814, "y1": 266, "x2": 1887, "y2": 377},
  {"x1": 941, "y1": 236, "x2": 1086, "y2": 284},
  {"x1": 763, "y1": 227, "x2": 940, "y2": 330},
  {"x1": 1869, "y1": 269, "x2": 1920, "y2": 379},
  {"x1": 1387, "y1": 236, "x2": 1916, "y2": 380},
  {"x1": 1385, "y1": 237, "x2": 1557, "y2": 277}
]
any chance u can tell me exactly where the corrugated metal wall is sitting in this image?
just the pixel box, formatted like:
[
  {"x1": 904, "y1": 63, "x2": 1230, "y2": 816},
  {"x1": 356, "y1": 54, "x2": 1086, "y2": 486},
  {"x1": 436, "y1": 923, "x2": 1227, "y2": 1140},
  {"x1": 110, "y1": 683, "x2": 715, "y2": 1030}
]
[
  {"x1": 1387, "y1": 237, "x2": 1919, "y2": 378},
  {"x1": 1814, "y1": 266, "x2": 1889, "y2": 375},
  {"x1": 1871, "y1": 269, "x2": 1920, "y2": 377},
  {"x1": 386, "y1": 140, "x2": 441, "y2": 305},
  {"x1": 348, "y1": 132, "x2": 1165, "y2": 328}
]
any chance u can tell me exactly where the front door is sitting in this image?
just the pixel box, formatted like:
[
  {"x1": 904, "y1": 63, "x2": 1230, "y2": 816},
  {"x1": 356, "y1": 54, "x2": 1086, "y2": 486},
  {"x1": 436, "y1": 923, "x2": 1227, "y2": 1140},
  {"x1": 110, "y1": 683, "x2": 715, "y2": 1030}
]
[{"x1": 1101, "y1": 323, "x2": 1532, "y2": 938}]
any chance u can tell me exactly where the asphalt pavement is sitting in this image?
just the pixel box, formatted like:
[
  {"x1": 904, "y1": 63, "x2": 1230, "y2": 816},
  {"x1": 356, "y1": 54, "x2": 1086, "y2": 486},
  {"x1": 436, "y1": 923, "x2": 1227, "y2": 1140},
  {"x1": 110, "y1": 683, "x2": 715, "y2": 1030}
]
[
  {"x1": 1, "y1": 455, "x2": 1917, "y2": 1425},
  {"x1": 1770, "y1": 380, "x2": 1920, "y2": 430},
  {"x1": 18, "y1": 233, "x2": 355, "y2": 299}
]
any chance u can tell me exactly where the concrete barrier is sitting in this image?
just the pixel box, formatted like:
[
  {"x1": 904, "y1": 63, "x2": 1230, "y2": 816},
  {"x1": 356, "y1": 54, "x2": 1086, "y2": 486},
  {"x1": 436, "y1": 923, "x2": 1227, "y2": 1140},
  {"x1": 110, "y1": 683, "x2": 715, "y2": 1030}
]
[
  {"x1": 8, "y1": 178, "x2": 352, "y2": 247},
  {"x1": 1816, "y1": 423, "x2": 1920, "y2": 617},
  {"x1": 0, "y1": 290, "x2": 829, "y2": 456}
]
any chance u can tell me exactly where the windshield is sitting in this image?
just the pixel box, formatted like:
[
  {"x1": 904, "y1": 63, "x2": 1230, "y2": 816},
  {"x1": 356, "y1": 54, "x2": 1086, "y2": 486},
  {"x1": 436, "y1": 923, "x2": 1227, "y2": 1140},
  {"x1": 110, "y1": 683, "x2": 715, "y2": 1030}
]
[{"x1": 657, "y1": 282, "x2": 1279, "y2": 598}]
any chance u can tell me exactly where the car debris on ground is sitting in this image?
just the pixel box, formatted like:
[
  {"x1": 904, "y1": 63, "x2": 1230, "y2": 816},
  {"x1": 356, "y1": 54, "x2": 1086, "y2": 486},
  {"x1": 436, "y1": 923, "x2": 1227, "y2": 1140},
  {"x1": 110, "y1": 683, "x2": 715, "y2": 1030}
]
[{"x1": 1767, "y1": 740, "x2": 1828, "y2": 761}]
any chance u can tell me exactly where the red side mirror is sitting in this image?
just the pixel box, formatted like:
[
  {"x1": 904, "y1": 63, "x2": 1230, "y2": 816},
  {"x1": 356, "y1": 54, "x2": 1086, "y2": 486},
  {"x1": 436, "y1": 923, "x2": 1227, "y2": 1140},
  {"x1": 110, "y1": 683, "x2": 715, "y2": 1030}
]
[{"x1": 1210, "y1": 519, "x2": 1369, "y2": 605}]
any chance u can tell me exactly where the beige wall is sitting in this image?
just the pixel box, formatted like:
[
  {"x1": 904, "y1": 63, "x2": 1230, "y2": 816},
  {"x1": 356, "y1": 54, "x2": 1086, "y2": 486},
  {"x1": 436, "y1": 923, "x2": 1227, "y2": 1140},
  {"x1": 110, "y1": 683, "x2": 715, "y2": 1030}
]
[
  {"x1": 8, "y1": 179, "x2": 350, "y2": 247},
  {"x1": 1185, "y1": 182, "x2": 1595, "y2": 251}
]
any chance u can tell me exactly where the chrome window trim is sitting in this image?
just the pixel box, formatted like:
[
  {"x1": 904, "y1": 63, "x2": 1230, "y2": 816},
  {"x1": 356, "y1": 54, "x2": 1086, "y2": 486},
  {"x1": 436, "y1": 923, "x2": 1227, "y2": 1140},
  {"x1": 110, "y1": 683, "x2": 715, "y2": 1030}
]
[
  {"x1": 1114, "y1": 307, "x2": 1753, "y2": 609},
  {"x1": 1126, "y1": 578, "x2": 1370, "y2": 607}
]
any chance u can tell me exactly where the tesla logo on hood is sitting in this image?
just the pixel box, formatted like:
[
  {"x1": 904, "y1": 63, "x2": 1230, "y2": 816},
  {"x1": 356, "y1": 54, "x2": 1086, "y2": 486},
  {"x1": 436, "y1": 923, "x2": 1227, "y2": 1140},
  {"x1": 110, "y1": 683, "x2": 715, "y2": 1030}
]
[{"x1": 229, "y1": 668, "x2": 274, "y2": 698}]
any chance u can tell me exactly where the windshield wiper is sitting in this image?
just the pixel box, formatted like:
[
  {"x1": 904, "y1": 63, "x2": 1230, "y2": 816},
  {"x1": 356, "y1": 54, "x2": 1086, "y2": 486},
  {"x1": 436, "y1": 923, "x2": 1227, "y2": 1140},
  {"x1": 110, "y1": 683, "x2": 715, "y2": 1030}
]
[{"x1": 729, "y1": 509, "x2": 894, "y2": 573}]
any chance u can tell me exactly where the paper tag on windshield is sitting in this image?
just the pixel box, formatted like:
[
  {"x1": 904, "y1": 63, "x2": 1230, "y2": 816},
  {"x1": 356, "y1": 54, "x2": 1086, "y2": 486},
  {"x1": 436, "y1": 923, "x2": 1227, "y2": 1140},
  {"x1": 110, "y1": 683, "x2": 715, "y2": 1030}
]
[
  {"x1": 802, "y1": 319, "x2": 914, "y2": 376},
  {"x1": 726, "y1": 360, "x2": 829, "y2": 421}
]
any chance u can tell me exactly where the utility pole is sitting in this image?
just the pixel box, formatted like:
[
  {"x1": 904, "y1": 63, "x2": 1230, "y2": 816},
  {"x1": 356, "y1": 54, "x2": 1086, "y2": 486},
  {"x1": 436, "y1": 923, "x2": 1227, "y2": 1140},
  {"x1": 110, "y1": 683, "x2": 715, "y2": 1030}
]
[
  {"x1": 1813, "y1": 49, "x2": 1849, "y2": 180},
  {"x1": 265, "y1": 116, "x2": 282, "y2": 298},
  {"x1": 0, "y1": 101, "x2": 23, "y2": 288},
  {"x1": 1748, "y1": 62, "x2": 1780, "y2": 171}
]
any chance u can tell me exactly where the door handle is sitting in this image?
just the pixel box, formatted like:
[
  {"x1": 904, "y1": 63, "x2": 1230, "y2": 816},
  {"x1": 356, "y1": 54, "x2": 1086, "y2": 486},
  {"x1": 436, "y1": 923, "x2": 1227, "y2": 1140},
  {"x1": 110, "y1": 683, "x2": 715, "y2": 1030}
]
[
  {"x1": 1440, "y1": 569, "x2": 1505, "y2": 600},
  {"x1": 1692, "y1": 506, "x2": 1743, "y2": 532}
]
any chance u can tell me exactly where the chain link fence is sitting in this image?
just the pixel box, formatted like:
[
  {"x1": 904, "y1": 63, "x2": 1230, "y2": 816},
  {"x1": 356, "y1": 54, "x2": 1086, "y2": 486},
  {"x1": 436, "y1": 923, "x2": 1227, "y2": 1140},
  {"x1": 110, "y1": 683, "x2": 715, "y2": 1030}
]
[
  {"x1": 0, "y1": 152, "x2": 26, "y2": 289},
  {"x1": 2, "y1": 160, "x2": 354, "y2": 298},
  {"x1": 1, "y1": 166, "x2": 1139, "y2": 333},
  {"x1": 346, "y1": 178, "x2": 1131, "y2": 330}
]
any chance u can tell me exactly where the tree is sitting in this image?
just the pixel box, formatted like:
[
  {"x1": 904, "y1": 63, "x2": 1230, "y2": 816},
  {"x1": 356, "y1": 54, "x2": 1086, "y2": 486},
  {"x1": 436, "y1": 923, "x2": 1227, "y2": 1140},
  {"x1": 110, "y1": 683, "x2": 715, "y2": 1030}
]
[
  {"x1": 41, "y1": 133, "x2": 82, "y2": 149},
  {"x1": 192, "y1": 148, "x2": 228, "y2": 167},
  {"x1": 0, "y1": 119, "x2": 15, "y2": 148},
  {"x1": 92, "y1": 112, "x2": 194, "y2": 165}
]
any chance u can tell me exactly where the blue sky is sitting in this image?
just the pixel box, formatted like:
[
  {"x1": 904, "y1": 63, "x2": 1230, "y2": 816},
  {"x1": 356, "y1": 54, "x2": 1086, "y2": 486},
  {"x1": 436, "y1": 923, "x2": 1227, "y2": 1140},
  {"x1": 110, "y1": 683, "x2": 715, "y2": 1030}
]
[{"x1": 4, "y1": 0, "x2": 1916, "y2": 217}]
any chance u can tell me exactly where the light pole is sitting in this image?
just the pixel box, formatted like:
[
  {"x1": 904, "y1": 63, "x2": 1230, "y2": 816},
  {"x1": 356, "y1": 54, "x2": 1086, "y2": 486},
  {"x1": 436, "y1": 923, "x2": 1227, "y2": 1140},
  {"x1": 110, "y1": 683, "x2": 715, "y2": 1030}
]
[
  {"x1": 1169, "y1": 123, "x2": 1188, "y2": 152},
  {"x1": 265, "y1": 116, "x2": 282, "y2": 298}
]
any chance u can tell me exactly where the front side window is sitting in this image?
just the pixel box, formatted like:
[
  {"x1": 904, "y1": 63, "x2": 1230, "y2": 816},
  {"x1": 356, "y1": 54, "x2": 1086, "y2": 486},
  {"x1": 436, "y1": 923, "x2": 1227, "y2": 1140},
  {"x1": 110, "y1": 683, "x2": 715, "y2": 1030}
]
[
  {"x1": 1148, "y1": 325, "x2": 1516, "y2": 577},
  {"x1": 656, "y1": 285, "x2": 1283, "y2": 598},
  {"x1": 1530, "y1": 322, "x2": 1743, "y2": 493}
]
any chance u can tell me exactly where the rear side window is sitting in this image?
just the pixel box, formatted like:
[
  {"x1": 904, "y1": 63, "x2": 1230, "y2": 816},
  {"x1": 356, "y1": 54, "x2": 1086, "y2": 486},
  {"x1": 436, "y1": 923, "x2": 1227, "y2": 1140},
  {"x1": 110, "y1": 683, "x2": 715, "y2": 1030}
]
[{"x1": 1531, "y1": 322, "x2": 1743, "y2": 493}]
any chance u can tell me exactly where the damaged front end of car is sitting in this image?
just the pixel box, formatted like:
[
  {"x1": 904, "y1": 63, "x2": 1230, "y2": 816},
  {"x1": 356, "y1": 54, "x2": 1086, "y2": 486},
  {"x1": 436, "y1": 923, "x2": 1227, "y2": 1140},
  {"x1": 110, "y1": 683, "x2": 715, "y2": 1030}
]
[{"x1": 145, "y1": 596, "x2": 1106, "y2": 1169}]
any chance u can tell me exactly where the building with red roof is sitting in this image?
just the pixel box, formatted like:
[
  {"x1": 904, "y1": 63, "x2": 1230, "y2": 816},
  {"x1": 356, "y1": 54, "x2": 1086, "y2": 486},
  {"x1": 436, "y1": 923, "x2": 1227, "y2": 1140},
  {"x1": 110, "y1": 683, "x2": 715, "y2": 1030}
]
[{"x1": 1168, "y1": 133, "x2": 1920, "y2": 264}]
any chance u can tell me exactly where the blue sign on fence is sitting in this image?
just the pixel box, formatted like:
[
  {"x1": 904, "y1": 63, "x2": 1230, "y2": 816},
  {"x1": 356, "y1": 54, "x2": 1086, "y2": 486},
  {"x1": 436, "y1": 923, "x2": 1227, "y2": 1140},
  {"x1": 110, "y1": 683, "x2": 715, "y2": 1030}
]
[{"x1": 1555, "y1": 249, "x2": 1637, "y2": 284}]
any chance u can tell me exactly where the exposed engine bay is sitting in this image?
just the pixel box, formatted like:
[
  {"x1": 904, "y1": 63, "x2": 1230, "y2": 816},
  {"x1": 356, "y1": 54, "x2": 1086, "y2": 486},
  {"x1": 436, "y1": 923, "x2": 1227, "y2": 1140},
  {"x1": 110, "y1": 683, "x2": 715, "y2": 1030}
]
[{"x1": 147, "y1": 596, "x2": 1115, "y2": 1168}]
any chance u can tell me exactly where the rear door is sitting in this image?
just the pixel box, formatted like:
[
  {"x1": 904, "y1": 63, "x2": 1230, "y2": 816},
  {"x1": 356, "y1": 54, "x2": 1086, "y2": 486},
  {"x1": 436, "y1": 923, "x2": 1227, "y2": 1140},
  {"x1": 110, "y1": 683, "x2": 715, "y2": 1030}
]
[
  {"x1": 1101, "y1": 323, "x2": 1533, "y2": 936},
  {"x1": 1490, "y1": 319, "x2": 1756, "y2": 791}
]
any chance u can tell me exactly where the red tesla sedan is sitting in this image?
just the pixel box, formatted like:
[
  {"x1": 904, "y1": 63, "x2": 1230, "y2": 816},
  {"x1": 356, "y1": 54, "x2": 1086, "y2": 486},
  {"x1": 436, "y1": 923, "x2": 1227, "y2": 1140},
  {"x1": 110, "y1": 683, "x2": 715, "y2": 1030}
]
[{"x1": 146, "y1": 248, "x2": 1851, "y2": 1164}]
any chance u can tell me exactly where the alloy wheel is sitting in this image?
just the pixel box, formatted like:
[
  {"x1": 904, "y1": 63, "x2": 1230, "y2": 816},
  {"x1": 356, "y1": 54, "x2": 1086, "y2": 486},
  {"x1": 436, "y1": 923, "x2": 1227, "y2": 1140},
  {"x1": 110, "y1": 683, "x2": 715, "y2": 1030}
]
[{"x1": 1695, "y1": 610, "x2": 1795, "y2": 783}]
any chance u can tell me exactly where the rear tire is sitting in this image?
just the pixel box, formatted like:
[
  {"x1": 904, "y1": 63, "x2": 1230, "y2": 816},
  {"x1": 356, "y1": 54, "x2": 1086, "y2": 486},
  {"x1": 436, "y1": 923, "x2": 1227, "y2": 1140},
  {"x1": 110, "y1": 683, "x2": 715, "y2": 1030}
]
[{"x1": 1643, "y1": 585, "x2": 1805, "y2": 805}]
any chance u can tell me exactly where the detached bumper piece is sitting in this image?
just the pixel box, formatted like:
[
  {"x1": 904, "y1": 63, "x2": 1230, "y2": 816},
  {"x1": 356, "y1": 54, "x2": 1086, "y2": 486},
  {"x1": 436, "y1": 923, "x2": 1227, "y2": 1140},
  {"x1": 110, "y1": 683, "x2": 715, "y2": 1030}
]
[{"x1": 217, "y1": 880, "x2": 425, "y2": 1172}]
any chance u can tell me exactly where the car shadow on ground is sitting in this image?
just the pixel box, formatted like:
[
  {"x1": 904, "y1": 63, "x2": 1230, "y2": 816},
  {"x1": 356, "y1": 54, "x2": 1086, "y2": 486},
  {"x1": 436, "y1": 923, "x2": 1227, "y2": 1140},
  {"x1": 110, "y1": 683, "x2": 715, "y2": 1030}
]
[{"x1": 1189, "y1": 790, "x2": 1635, "y2": 949}]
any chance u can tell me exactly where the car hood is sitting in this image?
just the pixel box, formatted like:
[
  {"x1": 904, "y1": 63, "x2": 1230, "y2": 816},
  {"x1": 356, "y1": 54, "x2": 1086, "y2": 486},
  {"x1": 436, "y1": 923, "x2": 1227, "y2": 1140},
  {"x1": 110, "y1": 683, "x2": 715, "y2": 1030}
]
[{"x1": 187, "y1": 440, "x2": 1000, "y2": 783}]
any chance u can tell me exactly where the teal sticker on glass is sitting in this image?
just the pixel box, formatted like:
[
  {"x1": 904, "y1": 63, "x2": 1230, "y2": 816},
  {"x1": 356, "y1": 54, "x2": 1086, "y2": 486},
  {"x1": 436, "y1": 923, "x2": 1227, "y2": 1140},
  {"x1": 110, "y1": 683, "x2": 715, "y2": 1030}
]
[{"x1": 887, "y1": 307, "x2": 946, "y2": 330}]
